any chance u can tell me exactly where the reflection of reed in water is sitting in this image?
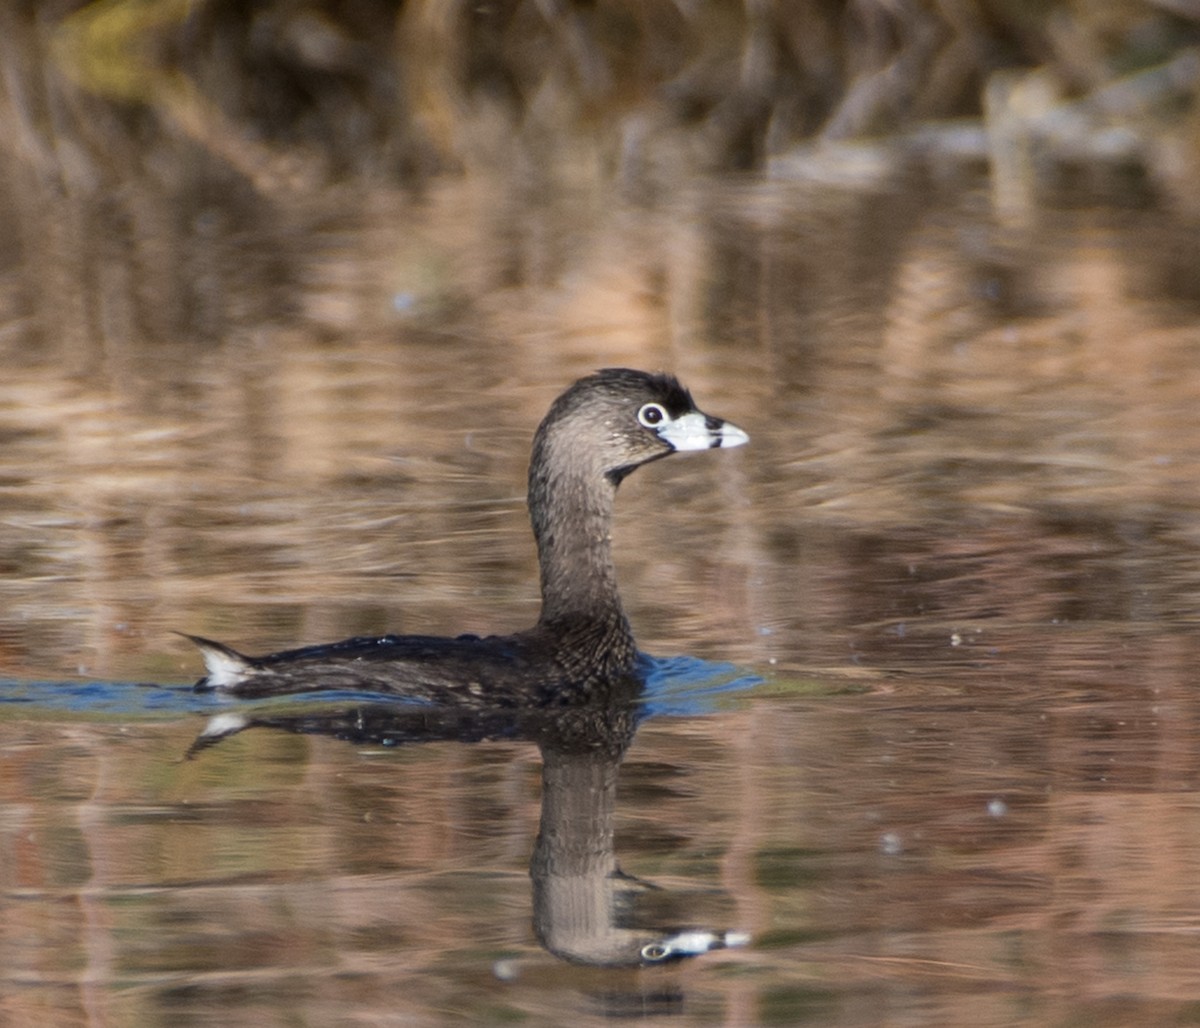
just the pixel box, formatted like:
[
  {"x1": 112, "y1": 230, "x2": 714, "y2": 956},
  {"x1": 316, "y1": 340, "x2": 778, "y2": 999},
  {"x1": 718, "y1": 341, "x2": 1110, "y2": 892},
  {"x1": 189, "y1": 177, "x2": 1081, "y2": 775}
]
[{"x1": 875, "y1": 211, "x2": 1200, "y2": 521}]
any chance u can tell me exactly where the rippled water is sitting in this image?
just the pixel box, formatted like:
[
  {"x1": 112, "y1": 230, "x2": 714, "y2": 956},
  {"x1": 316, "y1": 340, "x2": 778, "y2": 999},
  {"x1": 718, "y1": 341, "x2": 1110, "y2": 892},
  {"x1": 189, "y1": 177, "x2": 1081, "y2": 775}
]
[{"x1": 4, "y1": 142, "x2": 1200, "y2": 1024}]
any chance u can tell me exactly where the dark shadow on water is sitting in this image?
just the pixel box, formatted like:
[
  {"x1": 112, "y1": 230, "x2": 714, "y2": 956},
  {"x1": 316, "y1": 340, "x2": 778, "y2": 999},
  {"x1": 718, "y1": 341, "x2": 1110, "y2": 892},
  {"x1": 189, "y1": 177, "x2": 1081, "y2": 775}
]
[{"x1": 0, "y1": 653, "x2": 759, "y2": 972}]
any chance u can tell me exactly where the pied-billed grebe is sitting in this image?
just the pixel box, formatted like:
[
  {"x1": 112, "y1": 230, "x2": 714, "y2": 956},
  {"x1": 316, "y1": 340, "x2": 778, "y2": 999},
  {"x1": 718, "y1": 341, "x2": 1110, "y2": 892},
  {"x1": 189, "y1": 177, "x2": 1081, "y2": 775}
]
[{"x1": 185, "y1": 368, "x2": 747, "y2": 701}]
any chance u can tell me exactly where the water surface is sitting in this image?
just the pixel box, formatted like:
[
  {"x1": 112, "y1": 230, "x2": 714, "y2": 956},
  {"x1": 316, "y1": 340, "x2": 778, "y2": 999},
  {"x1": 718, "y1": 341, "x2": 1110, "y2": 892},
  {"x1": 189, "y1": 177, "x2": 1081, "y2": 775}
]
[{"x1": 4, "y1": 158, "x2": 1200, "y2": 1024}]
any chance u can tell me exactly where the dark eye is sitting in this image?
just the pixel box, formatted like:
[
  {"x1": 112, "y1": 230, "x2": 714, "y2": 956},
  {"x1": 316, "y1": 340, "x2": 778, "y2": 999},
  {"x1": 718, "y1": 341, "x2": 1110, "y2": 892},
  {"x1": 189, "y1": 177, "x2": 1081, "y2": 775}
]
[
  {"x1": 638, "y1": 403, "x2": 666, "y2": 428},
  {"x1": 641, "y1": 942, "x2": 670, "y2": 961}
]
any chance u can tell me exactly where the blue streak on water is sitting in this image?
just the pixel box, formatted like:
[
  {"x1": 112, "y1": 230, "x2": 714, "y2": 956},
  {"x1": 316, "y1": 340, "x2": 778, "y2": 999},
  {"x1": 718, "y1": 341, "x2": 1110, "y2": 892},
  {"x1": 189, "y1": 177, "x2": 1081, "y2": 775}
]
[
  {"x1": 638, "y1": 654, "x2": 764, "y2": 718},
  {"x1": 0, "y1": 680, "x2": 434, "y2": 719},
  {"x1": 0, "y1": 656, "x2": 764, "y2": 721},
  {"x1": 0, "y1": 679, "x2": 218, "y2": 717}
]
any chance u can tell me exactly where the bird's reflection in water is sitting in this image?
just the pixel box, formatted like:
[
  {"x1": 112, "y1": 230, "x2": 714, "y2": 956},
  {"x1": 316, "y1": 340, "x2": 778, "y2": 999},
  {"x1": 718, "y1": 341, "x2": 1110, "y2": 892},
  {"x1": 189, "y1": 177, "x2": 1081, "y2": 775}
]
[{"x1": 187, "y1": 671, "x2": 749, "y2": 970}]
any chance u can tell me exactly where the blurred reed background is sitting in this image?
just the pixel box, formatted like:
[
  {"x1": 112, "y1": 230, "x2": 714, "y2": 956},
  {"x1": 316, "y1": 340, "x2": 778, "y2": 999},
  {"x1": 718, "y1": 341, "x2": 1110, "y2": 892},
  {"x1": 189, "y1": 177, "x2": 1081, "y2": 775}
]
[
  {"x1": 0, "y1": 0, "x2": 1197, "y2": 374},
  {"x1": 20, "y1": 0, "x2": 1200, "y2": 180}
]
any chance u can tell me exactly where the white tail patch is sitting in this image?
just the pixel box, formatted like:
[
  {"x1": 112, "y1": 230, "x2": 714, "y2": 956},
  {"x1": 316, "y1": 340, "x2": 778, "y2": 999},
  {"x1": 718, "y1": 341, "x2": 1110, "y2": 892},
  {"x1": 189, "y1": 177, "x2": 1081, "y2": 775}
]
[{"x1": 178, "y1": 633, "x2": 257, "y2": 689}]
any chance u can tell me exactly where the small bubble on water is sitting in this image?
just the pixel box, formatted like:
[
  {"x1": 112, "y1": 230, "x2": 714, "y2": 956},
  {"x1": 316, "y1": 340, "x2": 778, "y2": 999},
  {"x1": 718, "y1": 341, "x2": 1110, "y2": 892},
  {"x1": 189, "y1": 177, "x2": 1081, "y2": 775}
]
[
  {"x1": 492, "y1": 959, "x2": 519, "y2": 982},
  {"x1": 880, "y1": 831, "x2": 903, "y2": 855},
  {"x1": 987, "y1": 798, "x2": 1007, "y2": 818}
]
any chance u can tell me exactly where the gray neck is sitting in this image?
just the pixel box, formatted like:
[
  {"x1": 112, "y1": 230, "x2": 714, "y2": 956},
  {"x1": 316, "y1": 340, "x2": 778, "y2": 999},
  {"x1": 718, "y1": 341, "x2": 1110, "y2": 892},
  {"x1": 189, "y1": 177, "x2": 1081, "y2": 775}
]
[{"x1": 528, "y1": 438, "x2": 628, "y2": 629}]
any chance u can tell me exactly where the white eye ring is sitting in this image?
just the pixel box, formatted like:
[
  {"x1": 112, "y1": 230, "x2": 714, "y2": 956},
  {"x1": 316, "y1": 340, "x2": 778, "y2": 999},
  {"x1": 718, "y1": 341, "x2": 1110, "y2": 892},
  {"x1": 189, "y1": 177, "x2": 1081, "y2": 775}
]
[
  {"x1": 640, "y1": 942, "x2": 670, "y2": 961},
  {"x1": 638, "y1": 403, "x2": 667, "y2": 428}
]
